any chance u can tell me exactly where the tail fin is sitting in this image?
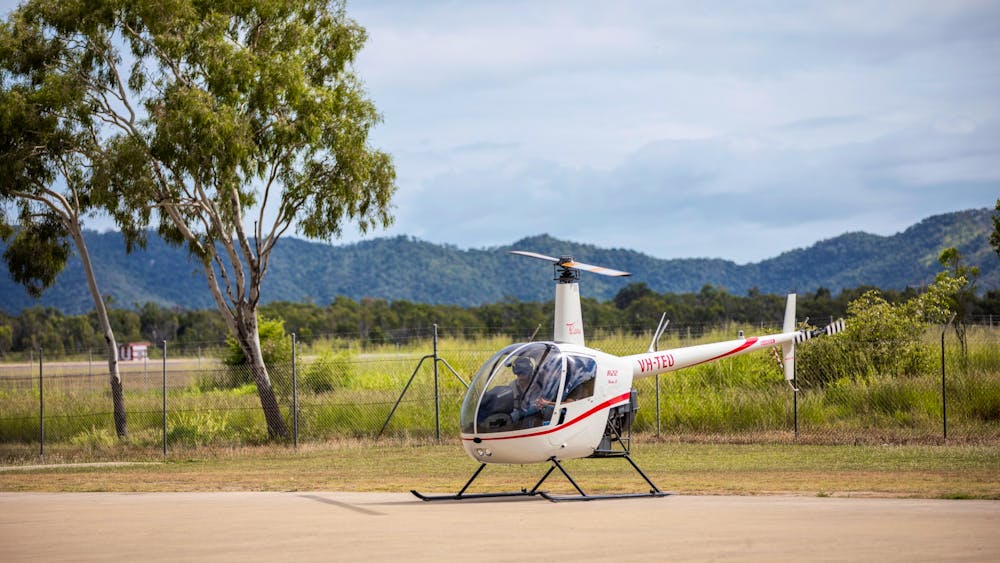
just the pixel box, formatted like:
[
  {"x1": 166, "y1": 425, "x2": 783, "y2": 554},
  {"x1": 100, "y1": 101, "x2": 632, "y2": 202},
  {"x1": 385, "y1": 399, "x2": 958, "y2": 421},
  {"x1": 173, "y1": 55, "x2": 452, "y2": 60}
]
[{"x1": 782, "y1": 294, "x2": 796, "y2": 381}]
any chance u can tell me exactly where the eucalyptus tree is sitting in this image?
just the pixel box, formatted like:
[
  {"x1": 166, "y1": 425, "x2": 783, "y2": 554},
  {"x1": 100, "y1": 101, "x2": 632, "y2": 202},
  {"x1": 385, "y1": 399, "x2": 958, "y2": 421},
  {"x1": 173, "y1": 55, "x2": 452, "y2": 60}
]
[
  {"x1": 2, "y1": 0, "x2": 396, "y2": 438},
  {"x1": 0, "y1": 9, "x2": 132, "y2": 437}
]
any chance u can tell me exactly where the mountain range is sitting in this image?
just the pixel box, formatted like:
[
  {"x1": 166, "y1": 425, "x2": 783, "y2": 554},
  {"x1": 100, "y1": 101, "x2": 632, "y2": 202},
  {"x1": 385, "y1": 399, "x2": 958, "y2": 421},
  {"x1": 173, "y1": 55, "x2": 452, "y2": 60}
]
[{"x1": 1, "y1": 208, "x2": 996, "y2": 315}]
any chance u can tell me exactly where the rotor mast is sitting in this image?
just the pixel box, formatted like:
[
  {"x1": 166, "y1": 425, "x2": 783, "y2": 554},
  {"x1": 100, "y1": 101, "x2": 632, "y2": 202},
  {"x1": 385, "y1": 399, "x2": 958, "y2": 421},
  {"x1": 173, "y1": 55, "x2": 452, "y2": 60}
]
[
  {"x1": 553, "y1": 257, "x2": 585, "y2": 345},
  {"x1": 509, "y1": 251, "x2": 630, "y2": 346}
]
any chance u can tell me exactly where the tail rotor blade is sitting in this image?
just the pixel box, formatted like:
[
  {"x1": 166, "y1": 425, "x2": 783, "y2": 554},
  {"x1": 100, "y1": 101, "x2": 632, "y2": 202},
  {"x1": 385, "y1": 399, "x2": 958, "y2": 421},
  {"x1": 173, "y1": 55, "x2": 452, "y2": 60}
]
[{"x1": 795, "y1": 318, "x2": 846, "y2": 343}]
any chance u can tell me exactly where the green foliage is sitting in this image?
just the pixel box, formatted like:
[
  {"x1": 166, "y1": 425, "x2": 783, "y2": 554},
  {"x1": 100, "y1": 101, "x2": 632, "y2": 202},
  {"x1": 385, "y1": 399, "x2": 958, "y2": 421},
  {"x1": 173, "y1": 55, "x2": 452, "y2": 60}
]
[
  {"x1": 208, "y1": 316, "x2": 291, "y2": 390},
  {"x1": 222, "y1": 317, "x2": 291, "y2": 367},
  {"x1": 0, "y1": 0, "x2": 133, "y2": 314},
  {"x1": 69, "y1": 426, "x2": 119, "y2": 448},
  {"x1": 858, "y1": 297, "x2": 932, "y2": 378},
  {"x1": 939, "y1": 247, "x2": 981, "y2": 357},
  {"x1": 0, "y1": 324, "x2": 12, "y2": 356},
  {"x1": 0, "y1": 217, "x2": 71, "y2": 298},
  {"x1": 301, "y1": 349, "x2": 358, "y2": 393},
  {"x1": 991, "y1": 199, "x2": 1000, "y2": 259},
  {"x1": 3, "y1": 275, "x2": 1000, "y2": 360},
  {"x1": 3, "y1": 0, "x2": 398, "y2": 438},
  {"x1": 3, "y1": 208, "x2": 999, "y2": 316},
  {"x1": 167, "y1": 411, "x2": 240, "y2": 447},
  {"x1": 1, "y1": 0, "x2": 397, "y2": 251},
  {"x1": 798, "y1": 273, "x2": 964, "y2": 386},
  {"x1": 952, "y1": 373, "x2": 1000, "y2": 423},
  {"x1": 1, "y1": 327, "x2": 998, "y2": 447}
]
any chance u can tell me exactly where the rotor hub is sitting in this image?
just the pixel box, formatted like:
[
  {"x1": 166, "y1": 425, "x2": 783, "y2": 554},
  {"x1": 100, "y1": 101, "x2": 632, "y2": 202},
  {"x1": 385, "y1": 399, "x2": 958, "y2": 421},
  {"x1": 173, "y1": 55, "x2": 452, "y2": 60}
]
[{"x1": 554, "y1": 256, "x2": 580, "y2": 283}]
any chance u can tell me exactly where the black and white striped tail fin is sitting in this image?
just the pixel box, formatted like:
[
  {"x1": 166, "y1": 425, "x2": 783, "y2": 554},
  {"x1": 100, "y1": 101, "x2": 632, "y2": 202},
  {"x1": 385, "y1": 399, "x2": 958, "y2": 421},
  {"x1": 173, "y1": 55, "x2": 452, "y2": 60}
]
[{"x1": 795, "y1": 318, "x2": 846, "y2": 343}]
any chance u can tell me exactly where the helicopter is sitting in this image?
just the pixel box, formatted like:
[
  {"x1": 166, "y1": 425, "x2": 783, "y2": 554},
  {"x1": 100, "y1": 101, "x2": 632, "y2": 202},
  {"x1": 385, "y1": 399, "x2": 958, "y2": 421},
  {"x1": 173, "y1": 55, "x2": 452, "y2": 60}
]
[{"x1": 412, "y1": 251, "x2": 845, "y2": 502}]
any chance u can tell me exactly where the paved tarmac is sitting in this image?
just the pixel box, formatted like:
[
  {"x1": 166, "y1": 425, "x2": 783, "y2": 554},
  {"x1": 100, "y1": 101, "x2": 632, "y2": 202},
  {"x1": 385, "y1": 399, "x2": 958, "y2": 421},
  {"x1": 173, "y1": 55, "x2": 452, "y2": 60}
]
[{"x1": 2, "y1": 492, "x2": 997, "y2": 561}]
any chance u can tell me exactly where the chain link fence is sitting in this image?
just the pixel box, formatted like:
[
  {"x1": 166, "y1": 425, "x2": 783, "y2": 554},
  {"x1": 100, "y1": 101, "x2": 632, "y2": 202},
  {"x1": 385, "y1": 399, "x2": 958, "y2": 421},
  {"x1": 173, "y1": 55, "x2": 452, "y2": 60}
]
[{"x1": 1, "y1": 325, "x2": 998, "y2": 460}]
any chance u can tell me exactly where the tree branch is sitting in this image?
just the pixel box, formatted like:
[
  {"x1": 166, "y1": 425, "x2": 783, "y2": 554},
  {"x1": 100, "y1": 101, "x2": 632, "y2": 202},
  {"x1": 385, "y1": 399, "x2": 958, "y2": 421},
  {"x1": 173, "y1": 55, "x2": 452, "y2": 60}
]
[{"x1": 119, "y1": 18, "x2": 192, "y2": 90}]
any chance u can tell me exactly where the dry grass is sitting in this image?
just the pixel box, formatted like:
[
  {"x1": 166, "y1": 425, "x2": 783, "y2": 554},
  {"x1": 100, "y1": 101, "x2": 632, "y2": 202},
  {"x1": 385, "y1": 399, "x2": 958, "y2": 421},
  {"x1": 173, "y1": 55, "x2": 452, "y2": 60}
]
[{"x1": 1, "y1": 439, "x2": 997, "y2": 500}]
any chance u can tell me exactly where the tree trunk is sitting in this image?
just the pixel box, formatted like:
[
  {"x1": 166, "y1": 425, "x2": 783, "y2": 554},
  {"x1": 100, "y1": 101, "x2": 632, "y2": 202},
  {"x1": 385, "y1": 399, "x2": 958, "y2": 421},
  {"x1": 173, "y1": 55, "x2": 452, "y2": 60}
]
[
  {"x1": 68, "y1": 225, "x2": 127, "y2": 437},
  {"x1": 183, "y1": 229, "x2": 289, "y2": 440},
  {"x1": 236, "y1": 312, "x2": 288, "y2": 439}
]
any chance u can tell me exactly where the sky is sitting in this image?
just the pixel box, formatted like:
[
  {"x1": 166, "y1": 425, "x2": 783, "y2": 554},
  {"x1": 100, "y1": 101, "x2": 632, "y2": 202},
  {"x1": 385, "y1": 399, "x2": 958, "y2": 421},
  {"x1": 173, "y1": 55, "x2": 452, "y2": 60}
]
[
  {"x1": 3, "y1": 1, "x2": 999, "y2": 264},
  {"x1": 346, "y1": 0, "x2": 1000, "y2": 263}
]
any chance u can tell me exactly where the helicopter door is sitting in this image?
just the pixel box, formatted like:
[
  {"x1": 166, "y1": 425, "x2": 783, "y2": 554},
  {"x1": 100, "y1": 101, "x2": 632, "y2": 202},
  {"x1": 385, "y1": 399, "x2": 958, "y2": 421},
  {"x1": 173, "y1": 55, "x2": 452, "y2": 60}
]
[
  {"x1": 562, "y1": 355, "x2": 598, "y2": 403},
  {"x1": 546, "y1": 354, "x2": 601, "y2": 448}
]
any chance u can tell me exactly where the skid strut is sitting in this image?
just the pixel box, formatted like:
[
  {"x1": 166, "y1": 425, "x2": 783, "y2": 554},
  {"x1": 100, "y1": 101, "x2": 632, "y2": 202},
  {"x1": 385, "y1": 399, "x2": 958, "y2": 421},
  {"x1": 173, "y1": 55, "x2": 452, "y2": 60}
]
[{"x1": 411, "y1": 455, "x2": 671, "y2": 503}]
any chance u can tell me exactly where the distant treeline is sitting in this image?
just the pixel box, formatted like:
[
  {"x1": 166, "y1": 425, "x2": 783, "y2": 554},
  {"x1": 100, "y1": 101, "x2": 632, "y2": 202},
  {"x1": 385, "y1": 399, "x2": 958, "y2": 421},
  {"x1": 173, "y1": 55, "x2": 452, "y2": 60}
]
[{"x1": 3, "y1": 283, "x2": 1000, "y2": 357}]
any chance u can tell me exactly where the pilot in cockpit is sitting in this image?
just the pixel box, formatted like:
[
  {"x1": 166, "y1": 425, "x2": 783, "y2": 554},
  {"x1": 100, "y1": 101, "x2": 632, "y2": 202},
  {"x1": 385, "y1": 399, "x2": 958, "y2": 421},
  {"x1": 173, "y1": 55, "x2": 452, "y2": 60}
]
[{"x1": 510, "y1": 357, "x2": 540, "y2": 405}]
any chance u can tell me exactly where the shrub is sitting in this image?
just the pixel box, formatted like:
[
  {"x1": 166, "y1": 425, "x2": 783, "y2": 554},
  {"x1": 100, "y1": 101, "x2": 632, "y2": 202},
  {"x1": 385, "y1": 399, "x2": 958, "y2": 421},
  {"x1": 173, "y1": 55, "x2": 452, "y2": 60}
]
[
  {"x1": 201, "y1": 316, "x2": 292, "y2": 390},
  {"x1": 221, "y1": 316, "x2": 292, "y2": 367},
  {"x1": 69, "y1": 426, "x2": 118, "y2": 447},
  {"x1": 301, "y1": 350, "x2": 358, "y2": 394},
  {"x1": 167, "y1": 411, "x2": 237, "y2": 446},
  {"x1": 798, "y1": 272, "x2": 963, "y2": 386}
]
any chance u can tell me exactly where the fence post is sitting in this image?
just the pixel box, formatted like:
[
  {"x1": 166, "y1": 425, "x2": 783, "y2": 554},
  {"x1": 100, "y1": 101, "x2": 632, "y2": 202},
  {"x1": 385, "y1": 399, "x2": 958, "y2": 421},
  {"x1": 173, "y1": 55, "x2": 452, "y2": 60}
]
[
  {"x1": 793, "y1": 361, "x2": 799, "y2": 440},
  {"x1": 162, "y1": 340, "x2": 167, "y2": 458},
  {"x1": 292, "y1": 333, "x2": 298, "y2": 450},
  {"x1": 38, "y1": 346, "x2": 44, "y2": 463},
  {"x1": 433, "y1": 324, "x2": 441, "y2": 443},
  {"x1": 941, "y1": 326, "x2": 948, "y2": 443},
  {"x1": 942, "y1": 313, "x2": 956, "y2": 443},
  {"x1": 655, "y1": 374, "x2": 661, "y2": 438}
]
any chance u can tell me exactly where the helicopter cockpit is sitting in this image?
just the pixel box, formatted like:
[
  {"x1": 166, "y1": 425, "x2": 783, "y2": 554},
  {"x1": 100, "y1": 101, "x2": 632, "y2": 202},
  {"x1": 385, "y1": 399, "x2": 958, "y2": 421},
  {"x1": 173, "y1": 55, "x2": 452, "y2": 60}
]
[{"x1": 460, "y1": 342, "x2": 597, "y2": 435}]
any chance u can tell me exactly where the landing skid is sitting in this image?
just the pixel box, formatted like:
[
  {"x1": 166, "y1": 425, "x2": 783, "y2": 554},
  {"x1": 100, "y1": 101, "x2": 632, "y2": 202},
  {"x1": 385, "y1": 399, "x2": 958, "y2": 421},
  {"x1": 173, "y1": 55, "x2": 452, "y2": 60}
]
[
  {"x1": 410, "y1": 455, "x2": 671, "y2": 503},
  {"x1": 410, "y1": 462, "x2": 542, "y2": 502}
]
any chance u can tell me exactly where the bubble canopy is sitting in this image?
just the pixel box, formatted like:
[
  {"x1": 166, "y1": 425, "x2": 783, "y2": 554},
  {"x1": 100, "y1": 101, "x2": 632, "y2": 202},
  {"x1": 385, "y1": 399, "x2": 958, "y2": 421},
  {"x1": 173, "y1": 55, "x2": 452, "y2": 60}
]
[{"x1": 460, "y1": 342, "x2": 597, "y2": 435}]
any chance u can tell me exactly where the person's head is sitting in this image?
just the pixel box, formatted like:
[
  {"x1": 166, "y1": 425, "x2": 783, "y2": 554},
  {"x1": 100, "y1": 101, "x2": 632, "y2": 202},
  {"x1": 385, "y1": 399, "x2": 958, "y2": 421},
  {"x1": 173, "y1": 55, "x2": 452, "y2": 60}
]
[{"x1": 512, "y1": 357, "x2": 533, "y2": 379}]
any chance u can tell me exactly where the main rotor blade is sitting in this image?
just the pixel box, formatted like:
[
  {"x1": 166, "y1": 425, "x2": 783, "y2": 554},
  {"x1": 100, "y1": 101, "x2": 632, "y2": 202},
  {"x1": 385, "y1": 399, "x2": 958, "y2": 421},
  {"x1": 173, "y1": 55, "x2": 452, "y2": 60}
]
[
  {"x1": 509, "y1": 250, "x2": 630, "y2": 277},
  {"x1": 509, "y1": 250, "x2": 560, "y2": 262},
  {"x1": 562, "y1": 260, "x2": 630, "y2": 277}
]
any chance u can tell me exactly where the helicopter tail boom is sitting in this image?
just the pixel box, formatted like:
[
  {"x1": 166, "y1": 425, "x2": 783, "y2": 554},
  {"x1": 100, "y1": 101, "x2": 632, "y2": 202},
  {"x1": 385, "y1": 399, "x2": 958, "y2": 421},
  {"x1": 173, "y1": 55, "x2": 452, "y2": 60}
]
[
  {"x1": 629, "y1": 331, "x2": 801, "y2": 379},
  {"x1": 628, "y1": 293, "x2": 845, "y2": 381}
]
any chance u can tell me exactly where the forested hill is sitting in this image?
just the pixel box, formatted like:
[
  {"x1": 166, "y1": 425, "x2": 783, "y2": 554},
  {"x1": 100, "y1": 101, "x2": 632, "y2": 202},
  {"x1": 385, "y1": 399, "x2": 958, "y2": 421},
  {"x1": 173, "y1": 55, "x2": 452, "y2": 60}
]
[{"x1": 1, "y1": 208, "x2": 996, "y2": 315}]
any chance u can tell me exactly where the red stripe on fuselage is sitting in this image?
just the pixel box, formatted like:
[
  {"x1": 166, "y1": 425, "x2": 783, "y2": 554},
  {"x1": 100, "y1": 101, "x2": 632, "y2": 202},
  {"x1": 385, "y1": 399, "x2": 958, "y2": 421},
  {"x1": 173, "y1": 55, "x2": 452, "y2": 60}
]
[
  {"x1": 463, "y1": 391, "x2": 633, "y2": 442},
  {"x1": 689, "y1": 337, "x2": 759, "y2": 367}
]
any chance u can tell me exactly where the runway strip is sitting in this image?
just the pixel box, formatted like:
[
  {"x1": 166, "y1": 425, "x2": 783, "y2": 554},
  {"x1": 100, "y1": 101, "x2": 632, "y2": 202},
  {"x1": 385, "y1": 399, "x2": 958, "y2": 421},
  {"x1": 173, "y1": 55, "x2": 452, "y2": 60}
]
[{"x1": 2, "y1": 492, "x2": 997, "y2": 561}]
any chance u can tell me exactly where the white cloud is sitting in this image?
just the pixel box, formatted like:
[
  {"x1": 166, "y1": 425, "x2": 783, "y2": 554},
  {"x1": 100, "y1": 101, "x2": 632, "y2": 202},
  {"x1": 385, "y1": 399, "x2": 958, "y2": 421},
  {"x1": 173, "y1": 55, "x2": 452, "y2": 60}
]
[
  {"x1": 377, "y1": 115, "x2": 999, "y2": 262},
  {"x1": 344, "y1": 1, "x2": 1000, "y2": 262}
]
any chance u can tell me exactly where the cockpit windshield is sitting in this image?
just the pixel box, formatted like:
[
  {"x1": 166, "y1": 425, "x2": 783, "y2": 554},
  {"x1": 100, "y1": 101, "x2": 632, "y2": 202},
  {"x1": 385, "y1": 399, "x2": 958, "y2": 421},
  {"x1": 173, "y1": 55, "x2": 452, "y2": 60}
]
[{"x1": 460, "y1": 342, "x2": 566, "y2": 434}]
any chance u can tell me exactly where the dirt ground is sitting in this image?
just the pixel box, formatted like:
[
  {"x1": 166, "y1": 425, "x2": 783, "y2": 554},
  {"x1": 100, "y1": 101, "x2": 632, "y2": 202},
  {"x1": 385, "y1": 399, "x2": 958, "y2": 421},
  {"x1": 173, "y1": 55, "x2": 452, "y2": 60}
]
[{"x1": 1, "y1": 492, "x2": 997, "y2": 561}]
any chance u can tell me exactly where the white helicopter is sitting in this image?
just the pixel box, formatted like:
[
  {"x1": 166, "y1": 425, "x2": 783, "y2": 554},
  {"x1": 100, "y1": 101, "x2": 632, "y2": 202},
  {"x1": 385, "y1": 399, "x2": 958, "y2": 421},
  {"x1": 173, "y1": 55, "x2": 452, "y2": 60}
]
[{"x1": 412, "y1": 251, "x2": 845, "y2": 502}]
